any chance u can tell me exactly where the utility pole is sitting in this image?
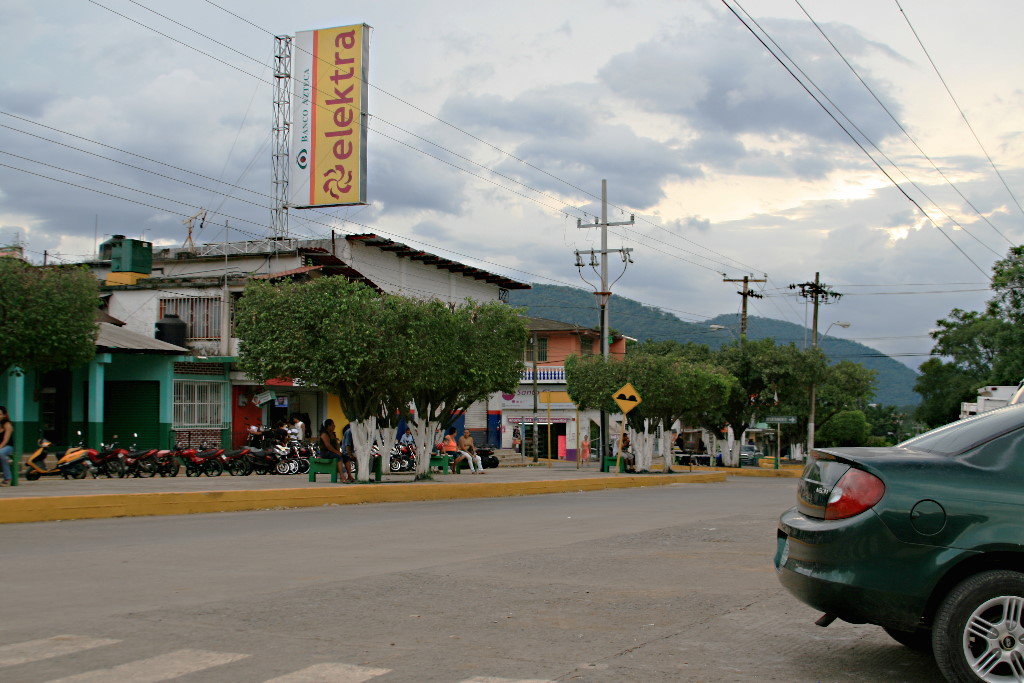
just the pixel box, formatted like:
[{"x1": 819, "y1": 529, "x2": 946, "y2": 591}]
[
  {"x1": 789, "y1": 273, "x2": 842, "y2": 456},
  {"x1": 575, "y1": 180, "x2": 634, "y2": 471},
  {"x1": 722, "y1": 275, "x2": 766, "y2": 338}
]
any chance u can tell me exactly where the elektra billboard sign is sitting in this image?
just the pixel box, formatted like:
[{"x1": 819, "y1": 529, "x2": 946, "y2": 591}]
[{"x1": 290, "y1": 24, "x2": 369, "y2": 208}]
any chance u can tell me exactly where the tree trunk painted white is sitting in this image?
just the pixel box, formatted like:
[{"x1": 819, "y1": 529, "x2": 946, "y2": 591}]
[
  {"x1": 348, "y1": 417, "x2": 378, "y2": 482},
  {"x1": 632, "y1": 427, "x2": 653, "y2": 473},
  {"x1": 660, "y1": 425, "x2": 674, "y2": 473},
  {"x1": 407, "y1": 410, "x2": 443, "y2": 478}
]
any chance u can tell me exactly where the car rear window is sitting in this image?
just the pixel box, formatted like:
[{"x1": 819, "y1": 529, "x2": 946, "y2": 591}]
[{"x1": 899, "y1": 404, "x2": 1024, "y2": 456}]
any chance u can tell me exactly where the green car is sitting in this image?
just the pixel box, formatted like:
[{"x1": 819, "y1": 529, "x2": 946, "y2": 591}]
[{"x1": 776, "y1": 403, "x2": 1024, "y2": 683}]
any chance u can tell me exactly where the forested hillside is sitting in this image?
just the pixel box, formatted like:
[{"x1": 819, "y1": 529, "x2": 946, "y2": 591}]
[{"x1": 509, "y1": 284, "x2": 920, "y2": 407}]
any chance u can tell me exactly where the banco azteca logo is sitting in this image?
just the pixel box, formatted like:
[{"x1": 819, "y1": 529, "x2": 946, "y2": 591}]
[{"x1": 296, "y1": 149, "x2": 308, "y2": 170}]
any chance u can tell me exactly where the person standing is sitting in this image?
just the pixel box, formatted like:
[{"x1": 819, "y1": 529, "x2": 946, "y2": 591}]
[
  {"x1": 291, "y1": 416, "x2": 306, "y2": 442},
  {"x1": 580, "y1": 434, "x2": 591, "y2": 464},
  {"x1": 0, "y1": 406, "x2": 12, "y2": 485}
]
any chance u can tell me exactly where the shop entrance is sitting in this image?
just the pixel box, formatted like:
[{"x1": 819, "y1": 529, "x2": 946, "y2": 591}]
[{"x1": 523, "y1": 422, "x2": 567, "y2": 459}]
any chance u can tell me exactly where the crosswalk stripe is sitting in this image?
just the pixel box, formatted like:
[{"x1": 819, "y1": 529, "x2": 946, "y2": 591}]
[
  {"x1": 45, "y1": 648, "x2": 248, "y2": 683},
  {"x1": 261, "y1": 662, "x2": 391, "y2": 682},
  {"x1": 0, "y1": 635, "x2": 121, "y2": 668},
  {"x1": 460, "y1": 678, "x2": 556, "y2": 683}
]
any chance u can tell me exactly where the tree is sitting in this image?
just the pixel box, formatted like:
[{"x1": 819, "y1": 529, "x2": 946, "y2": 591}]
[
  {"x1": 234, "y1": 278, "x2": 528, "y2": 481},
  {"x1": 399, "y1": 299, "x2": 527, "y2": 478},
  {"x1": 815, "y1": 361, "x2": 877, "y2": 430},
  {"x1": 565, "y1": 352, "x2": 730, "y2": 472},
  {"x1": 916, "y1": 246, "x2": 1024, "y2": 427},
  {"x1": 234, "y1": 277, "x2": 409, "y2": 480},
  {"x1": 703, "y1": 339, "x2": 827, "y2": 466},
  {"x1": 0, "y1": 260, "x2": 98, "y2": 373},
  {"x1": 816, "y1": 410, "x2": 870, "y2": 447}
]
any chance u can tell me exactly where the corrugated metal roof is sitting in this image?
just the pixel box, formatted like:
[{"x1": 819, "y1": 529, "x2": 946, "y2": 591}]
[{"x1": 96, "y1": 322, "x2": 189, "y2": 354}]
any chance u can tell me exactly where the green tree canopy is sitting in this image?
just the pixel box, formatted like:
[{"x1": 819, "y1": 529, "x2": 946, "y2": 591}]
[
  {"x1": 0, "y1": 260, "x2": 98, "y2": 373},
  {"x1": 565, "y1": 352, "x2": 730, "y2": 471},
  {"x1": 234, "y1": 276, "x2": 527, "y2": 480},
  {"x1": 916, "y1": 245, "x2": 1024, "y2": 427},
  {"x1": 816, "y1": 410, "x2": 870, "y2": 447}
]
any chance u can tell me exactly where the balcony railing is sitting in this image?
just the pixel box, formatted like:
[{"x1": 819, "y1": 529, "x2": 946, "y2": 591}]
[{"x1": 520, "y1": 366, "x2": 565, "y2": 383}]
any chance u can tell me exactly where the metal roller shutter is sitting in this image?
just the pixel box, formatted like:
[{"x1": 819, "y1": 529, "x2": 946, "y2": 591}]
[
  {"x1": 464, "y1": 399, "x2": 487, "y2": 429},
  {"x1": 104, "y1": 381, "x2": 160, "y2": 448}
]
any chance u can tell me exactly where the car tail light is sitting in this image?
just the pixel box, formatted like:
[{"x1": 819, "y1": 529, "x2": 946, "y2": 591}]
[{"x1": 825, "y1": 468, "x2": 885, "y2": 520}]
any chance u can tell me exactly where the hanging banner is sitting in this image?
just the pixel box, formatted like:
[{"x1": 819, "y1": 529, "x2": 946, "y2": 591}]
[{"x1": 290, "y1": 23, "x2": 369, "y2": 208}]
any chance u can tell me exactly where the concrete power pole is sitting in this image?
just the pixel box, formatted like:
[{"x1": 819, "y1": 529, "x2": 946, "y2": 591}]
[
  {"x1": 722, "y1": 275, "x2": 766, "y2": 339},
  {"x1": 575, "y1": 180, "x2": 634, "y2": 471},
  {"x1": 789, "y1": 273, "x2": 842, "y2": 456}
]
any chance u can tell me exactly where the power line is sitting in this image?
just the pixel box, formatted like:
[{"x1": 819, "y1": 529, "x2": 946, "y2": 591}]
[
  {"x1": 795, "y1": 0, "x2": 1015, "y2": 249},
  {"x1": 723, "y1": 0, "x2": 992, "y2": 279},
  {"x1": 894, "y1": 0, "x2": 1024, "y2": 220}
]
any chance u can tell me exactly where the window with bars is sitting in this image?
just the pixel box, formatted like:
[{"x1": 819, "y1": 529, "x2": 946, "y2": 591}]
[
  {"x1": 173, "y1": 380, "x2": 224, "y2": 428},
  {"x1": 525, "y1": 336, "x2": 549, "y2": 363},
  {"x1": 580, "y1": 337, "x2": 594, "y2": 356},
  {"x1": 160, "y1": 297, "x2": 221, "y2": 341}
]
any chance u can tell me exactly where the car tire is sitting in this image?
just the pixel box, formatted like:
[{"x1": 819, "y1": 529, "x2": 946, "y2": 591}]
[
  {"x1": 883, "y1": 626, "x2": 932, "y2": 652},
  {"x1": 933, "y1": 569, "x2": 1024, "y2": 682}
]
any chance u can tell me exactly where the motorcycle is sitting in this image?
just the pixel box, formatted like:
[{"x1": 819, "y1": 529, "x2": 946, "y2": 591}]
[
  {"x1": 180, "y1": 444, "x2": 224, "y2": 477},
  {"x1": 22, "y1": 438, "x2": 93, "y2": 480},
  {"x1": 390, "y1": 441, "x2": 416, "y2": 472},
  {"x1": 476, "y1": 444, "x2": 499, "y2": 469},
  {"x1": 86, "y1": 442, "x2": 128, "y2": 478},
  {"x1": 153, "y1": 447, "x2": 182, "y2": 477},
  {"x1": 219, "y1": 447, "x2": 253, "y2": 476},
  {"x1": 121, "y1": 436, "x2": 159, "y2": 477}
]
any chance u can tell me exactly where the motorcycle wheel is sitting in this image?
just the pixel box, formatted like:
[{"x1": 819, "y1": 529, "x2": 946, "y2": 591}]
[
  {"x1": 254, "y1": 465, "x2": 267, "y2": 475},
  {"x1": 275, "y1": 460, "x2": 292, "y2": 475},
  {"x1": 138, "y1": 460, "x2": 159, "y2": 477},
  {"x1": 186, "y1": 465, "x2": 201, "y2": 477},
  {"x1": 288, "y1": 459, "x2": 300, "y2": 474},
  {"x1": 297, "y1": 458, "x2": 309, "y2": 474},
  {"x1": 162, "y1": 459, "x2": 181, "y2": 477},
  {"x1": 107, "y1": 460, "x2": 126, "y2": 478},
  {"x1": 227, "y1": 460, "x2": 248, "y2": 476},
  {"x1": 390, "y1": 457, "x2": 403, "y2": 472},
  {"x1": 203, "y1": 460, "x2": 223, "y2": 477},
  {"x1": 72, "y1": 464, "x2": 88, "y2": 479}
]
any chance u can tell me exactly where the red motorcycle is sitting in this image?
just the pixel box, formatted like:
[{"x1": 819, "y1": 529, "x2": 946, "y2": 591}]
[{"x1": 179, "y1": 444, "x2": 224, "y2": 477}]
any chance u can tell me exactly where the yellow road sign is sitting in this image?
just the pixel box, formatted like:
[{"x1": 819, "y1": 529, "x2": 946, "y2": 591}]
[{"x1": 613, "y1": 383, "x2": 642, "y2": 414}]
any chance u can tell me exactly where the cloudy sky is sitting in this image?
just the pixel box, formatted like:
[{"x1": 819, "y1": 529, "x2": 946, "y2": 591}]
[{"x1": 3, "y1": 0, "x2": 1023, "y2": 370}]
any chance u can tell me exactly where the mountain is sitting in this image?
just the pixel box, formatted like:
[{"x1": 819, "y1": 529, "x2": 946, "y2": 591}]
[{"x1": 509, "y1": 284, "x2": 920, "y2": 407}]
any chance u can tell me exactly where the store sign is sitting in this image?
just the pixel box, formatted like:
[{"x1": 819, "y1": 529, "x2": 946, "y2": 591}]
[{"x1": 254, "y1": 390, "x2": 276, "y2": 406}]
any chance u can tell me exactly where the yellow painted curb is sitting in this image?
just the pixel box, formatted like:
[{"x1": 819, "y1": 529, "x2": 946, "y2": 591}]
[
  {"x1": 685, "y1": 466, "x2": 802, "y2": 478},
  {"x1": 0, "y1": 472, "x2": 727, "y2": 524}
]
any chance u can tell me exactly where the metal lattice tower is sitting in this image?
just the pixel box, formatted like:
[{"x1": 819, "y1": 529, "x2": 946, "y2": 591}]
[{"x1": 271, "y1": 35, "x2": 292, "y2": 239}]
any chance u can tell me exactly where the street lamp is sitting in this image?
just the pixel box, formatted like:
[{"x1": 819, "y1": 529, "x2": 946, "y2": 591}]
[
  {"x1": 709, "y1": 324, "x2": 738, "y2": 339},
  {"x1": 808, "y1": 321, "x2": 853, "y2": 458},
  {"x1": 824, "y1": 321, "x2": 851, "y2": 338}
]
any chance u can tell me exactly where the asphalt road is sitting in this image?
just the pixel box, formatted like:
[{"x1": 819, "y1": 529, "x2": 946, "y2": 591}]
[{"x1": 0, "y1": 478, "x2": 940, "y2": 682}]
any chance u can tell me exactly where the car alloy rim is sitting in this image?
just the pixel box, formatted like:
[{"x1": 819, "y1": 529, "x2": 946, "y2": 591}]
[{"x1": 963, "y1": 595, "x2": 1024, "y2": 681}]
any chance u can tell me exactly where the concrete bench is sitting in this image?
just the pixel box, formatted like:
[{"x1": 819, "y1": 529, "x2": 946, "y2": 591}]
[
  {"x1": 308, "y1": 457, "x2": 338, "y2": 483},
  {"x1": 429, "y1": 453, "x2": 451, "y2": 474},
  {"x1": 602, "y1": 452, "x2": 627, "y2": 473}
]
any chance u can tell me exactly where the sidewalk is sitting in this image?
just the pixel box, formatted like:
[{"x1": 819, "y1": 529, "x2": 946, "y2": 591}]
[{"x1": 0, "y1": 460, "x2": 795, "y2": 524}]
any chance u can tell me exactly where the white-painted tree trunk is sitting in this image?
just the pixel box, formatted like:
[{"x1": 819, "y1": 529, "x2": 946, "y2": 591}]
[
  {"x1": 660, "y1": 425, "x2": 674, "y2": 473},
  {"x1": 348, "y1": 417, "x2": 378, "y2": 482},
  {"x1": 407, "y1": 411, "x2": 443, "y2": 478},
  {"x1": 632, "y1": 427, "x2": 654, "y2": 473}
]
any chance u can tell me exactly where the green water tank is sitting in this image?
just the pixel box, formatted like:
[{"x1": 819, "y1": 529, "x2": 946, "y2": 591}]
[{"x1": 110, "y1": 238, "x2": 152, "y2": 274}]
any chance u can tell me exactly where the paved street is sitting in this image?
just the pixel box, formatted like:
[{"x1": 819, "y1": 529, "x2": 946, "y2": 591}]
[{"x1": 1, "y1": 478, "x2": 938, "y2": 682}]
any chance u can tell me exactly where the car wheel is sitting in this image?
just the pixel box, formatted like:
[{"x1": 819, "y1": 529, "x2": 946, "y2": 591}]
[
  {"x1": 933, "y1": 570, "x2": 1024, "y2": 682},
  {"x1": 883, "y1": 626, "x2": 932, "y2": 652}
]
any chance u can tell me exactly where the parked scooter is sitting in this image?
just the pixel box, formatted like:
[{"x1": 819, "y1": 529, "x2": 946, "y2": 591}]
[{"x1": 22, "y1": 436, "x2": 93, "y2": 480}]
